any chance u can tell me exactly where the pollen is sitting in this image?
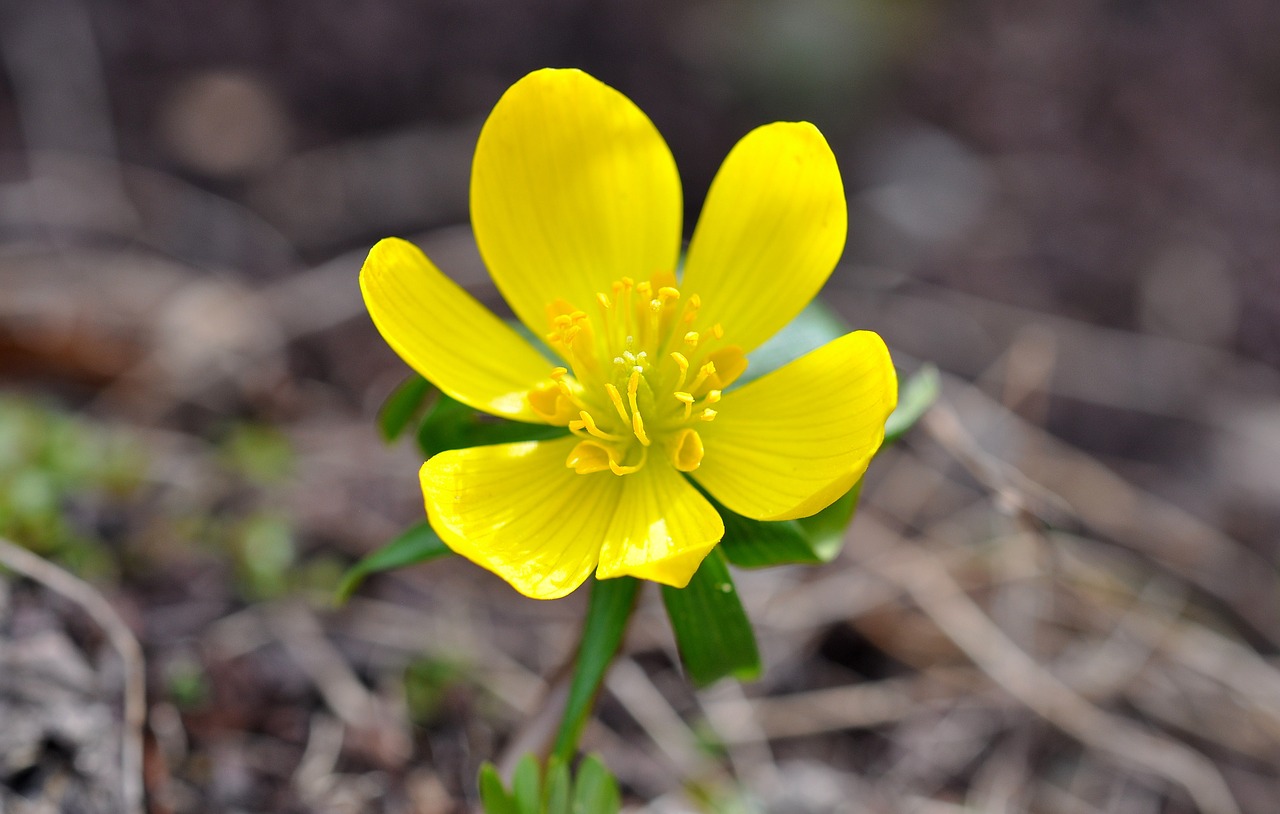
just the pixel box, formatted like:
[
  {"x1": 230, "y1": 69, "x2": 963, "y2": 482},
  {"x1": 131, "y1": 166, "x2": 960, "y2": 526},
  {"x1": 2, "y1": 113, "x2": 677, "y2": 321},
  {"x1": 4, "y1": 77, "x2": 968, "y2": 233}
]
[{"x1": 536, "y1": 274, "x2": 748, "y2": 477}]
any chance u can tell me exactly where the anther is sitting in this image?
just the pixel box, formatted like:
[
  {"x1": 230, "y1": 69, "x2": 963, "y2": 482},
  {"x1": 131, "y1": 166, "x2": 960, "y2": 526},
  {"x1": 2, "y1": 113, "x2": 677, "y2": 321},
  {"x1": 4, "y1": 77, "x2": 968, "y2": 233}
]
[
  {"x1": 658, "y1": 286, "x2": 680, "y2": 303},
  {"x1": 700, "y1": 408, "x2": 718, "y2": 422},
  {"x1": 684, "y1": 331, "x2": 700, "y2": 348}
]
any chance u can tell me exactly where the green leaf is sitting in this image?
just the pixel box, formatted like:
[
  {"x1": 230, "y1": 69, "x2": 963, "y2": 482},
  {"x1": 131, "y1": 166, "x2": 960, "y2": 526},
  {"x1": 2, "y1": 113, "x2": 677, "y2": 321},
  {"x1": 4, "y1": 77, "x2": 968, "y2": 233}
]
[
  {"x1": 335, "y1": 521, "x2": 453, "y2": 602},
  {"x1": 377, "y1": 374, "x2": 434, "y2": 442},
  {"x1": 661, "y1": 548, "x2": 761, "y2": 686},
  {"x1": 511, "y1": 754, "x2": 541, "y2": 814},
  {"x1": 740, "y1": 300, "x2": 849, "y2": 384},
  {"x1": 543, "y1": 757, "x2": 571, "y2": 814},
  {"x1": 571, "y1": 755, "x2": 622, "y2": 814},
  {"x1": 478, "y1": 762, "x2": 518, "y2": 814},
  {"x1": 416, "y1": 393, "x2": 567, "y2": 458},
  {"x1": 552, "y1": 577, "x2": 640, "y2": 763},
  {"x1": 883, "y1": 364, "x2": 940, "y2": 445},
  {"x1": 716, "y1": 481, "x2": 861, "y2": 569}
]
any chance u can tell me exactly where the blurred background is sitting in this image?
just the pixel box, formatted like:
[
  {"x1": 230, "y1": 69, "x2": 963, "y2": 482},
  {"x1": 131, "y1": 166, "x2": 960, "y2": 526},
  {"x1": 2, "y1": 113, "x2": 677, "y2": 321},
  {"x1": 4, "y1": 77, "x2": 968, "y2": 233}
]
[{"x1": 2, "y1": 0, "x2": 1279, "y2": 812}]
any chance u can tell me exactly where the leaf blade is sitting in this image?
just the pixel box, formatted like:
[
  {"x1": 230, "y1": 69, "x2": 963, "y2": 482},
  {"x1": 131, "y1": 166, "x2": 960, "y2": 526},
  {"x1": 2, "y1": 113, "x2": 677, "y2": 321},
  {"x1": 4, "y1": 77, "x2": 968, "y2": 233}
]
[
  {"x1": 377, "y1": 374, "x2": 435, "y2": 442},
  {"x1": 335, "y1": 521, "x2": 453, "y2": 602},
  {"x1": 883, "y1": 364, "x2": 940, "y2": 445},
  {"x1": 416, "y1": 393, "x2": 567, "y2": 458},
  {"x1": 661, "y1": 548, "x2": 761, "y2": 686}
]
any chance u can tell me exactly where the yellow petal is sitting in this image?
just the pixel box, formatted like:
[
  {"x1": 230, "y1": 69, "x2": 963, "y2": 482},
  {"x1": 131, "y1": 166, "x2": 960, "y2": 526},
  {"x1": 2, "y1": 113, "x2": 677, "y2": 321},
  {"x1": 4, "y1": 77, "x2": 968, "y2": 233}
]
[
  {"x1": 695, "y1": 331, "x2": 896, "y2": 521},
  {"x1": 595, "y1": 463, "x2": 723, "y2": 588},
  {"x1": 471, "y1": 68, "x2": 682, "y2": 338},
  {"x1": 421, "y1": 438, "x2": 625, "y2": 599},
  {"x1": 681, "y1": 122, "x2": 847, "y2": 354},
  {"x1": 361, "y1": 238, "x2": 556, "y2": 423}
]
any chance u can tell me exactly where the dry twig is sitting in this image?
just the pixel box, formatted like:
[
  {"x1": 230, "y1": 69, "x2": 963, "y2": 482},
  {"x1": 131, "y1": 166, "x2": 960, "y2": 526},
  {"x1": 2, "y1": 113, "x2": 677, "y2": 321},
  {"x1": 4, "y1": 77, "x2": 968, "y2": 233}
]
[{"x1": 0, "y1": 537, "x2": 146, "y2": 814}]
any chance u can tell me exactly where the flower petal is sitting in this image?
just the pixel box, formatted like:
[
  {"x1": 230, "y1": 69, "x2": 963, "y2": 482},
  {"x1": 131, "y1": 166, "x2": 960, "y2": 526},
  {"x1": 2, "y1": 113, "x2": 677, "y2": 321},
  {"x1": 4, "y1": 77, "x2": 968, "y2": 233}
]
[
  {"x1": 596, "y1": 463, "x2": 724, "y2": 588},
  {"x1": 361, "y1": 237, "x2": 554, "y2": 422},
  {"x1": 471, "y1": 68, "x2": 682, "y2": 337},
  {"x1": 681, "y1": 122, "x2": 847, "y2": 354},
  {"x1": 421, "y1": 438, "x2": 624, "y2": 599},
  {"x1": 695, "y1": 331, "x2": 896, "y2": 521}
]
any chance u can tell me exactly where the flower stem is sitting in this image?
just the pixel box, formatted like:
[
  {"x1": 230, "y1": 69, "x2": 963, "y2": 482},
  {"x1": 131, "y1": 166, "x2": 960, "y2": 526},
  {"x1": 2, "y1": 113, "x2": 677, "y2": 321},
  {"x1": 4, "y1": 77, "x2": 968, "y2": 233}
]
[{"x1": 551, "y1": 576, "x2": 641, "y2": 763}]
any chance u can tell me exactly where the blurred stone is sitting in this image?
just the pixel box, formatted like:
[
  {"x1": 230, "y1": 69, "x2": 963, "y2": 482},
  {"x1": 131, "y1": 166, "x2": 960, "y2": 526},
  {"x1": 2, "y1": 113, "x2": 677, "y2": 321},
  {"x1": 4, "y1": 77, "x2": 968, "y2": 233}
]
[
  {"x1": 161, "y1": 70, "x2": 290, "y2": 178},
  {"x1": 859, "y1": 125, "x2": 994, "y2": 249},
  {"x1": 152, "y1": 278, "x2": 284, "y2": 389},
  {"x1": 1212, "y1": 400, "x2": 1280, "y2": 501},
  {"x1": 1138, "y1": 240, "x2": 1240, "y2": 347}
]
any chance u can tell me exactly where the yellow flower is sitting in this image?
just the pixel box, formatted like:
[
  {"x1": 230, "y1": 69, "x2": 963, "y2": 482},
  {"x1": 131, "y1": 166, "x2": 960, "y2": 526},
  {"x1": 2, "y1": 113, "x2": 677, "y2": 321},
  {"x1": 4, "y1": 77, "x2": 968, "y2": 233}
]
[{"x1": 361, "y1": 68, "x2": 897, "y2": 600}]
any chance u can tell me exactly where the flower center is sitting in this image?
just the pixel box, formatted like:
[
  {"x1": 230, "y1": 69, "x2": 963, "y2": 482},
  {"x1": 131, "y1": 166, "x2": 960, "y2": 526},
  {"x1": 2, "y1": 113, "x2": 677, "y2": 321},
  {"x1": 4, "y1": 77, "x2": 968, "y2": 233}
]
[{"x1": 526, "y1": 274, "x2": 747, "y2": 476}]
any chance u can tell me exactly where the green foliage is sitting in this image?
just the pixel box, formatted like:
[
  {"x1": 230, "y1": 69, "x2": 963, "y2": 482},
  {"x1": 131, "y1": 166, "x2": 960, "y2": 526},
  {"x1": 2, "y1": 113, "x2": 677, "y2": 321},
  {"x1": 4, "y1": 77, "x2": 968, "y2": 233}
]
[
  {"x1": 403, "y1": 656, "x2": 468, "y2": 724},
  {"x1": 478, "y1": 754, "x2": 621, "y2": 814},
  {"x1": 377, "y1": 373, "x2": 434, "y2": 442},
  {"x1": 884, "y1": 364, "x2": 940, "y2": 445},
  {"x1": 0, "y1": 396, "x2": 144, "y2": 575},
  {"x1": 662, "y1": 548, "x2": 760, "y2": 686},
  {"x1": 231, "y1": 511, "x2": 296, "y2": 600},
  {"x1": 552, "y1": 577, "x2": 639, "y2": 763},
  {"x1": 336, "y1": 520, "x2": 453, "y2": 602},
  {"x1": 718, "y1": 481, "x2": 861, "y2": 568},
  {"x1": 220, "y1": 423, "x2": 294, "y2": 485},
  {"x1": 739, "y1": 299, "x2": 850, "y2": 385},
  {"x1": 164, "y1": 653, "x2": 211, "y2": 709},
  {"x1": 416, "y1": 392, "x2": 567, "y2": 458}
]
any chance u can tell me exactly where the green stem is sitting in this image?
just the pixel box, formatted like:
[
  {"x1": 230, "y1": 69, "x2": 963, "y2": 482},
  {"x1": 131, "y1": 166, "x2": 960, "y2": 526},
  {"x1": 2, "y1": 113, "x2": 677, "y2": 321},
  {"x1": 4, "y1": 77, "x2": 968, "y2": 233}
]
[{"x1": 551, "y1": 576, "x2": 640, "y2": 763}]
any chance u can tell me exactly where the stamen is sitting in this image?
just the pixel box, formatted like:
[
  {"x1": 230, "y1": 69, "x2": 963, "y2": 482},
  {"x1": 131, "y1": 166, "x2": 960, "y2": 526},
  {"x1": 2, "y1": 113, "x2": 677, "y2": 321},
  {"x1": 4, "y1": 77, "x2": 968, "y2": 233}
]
[
  {"x1": 670, "y1": 352, "x2": 689, "y2": 391},
  {"x1": 688, "y1": 362, "x2": 716, "y2": 394},
  {"x1": 605, "y1": 383, "x2": 630, "y2": 424},
  {"x1": 684, "y1": 331, "x2": 700, "y2": 348},
  {"x1": 699, "y1": 408, "x2": 718, "y2": 422},
  {"x1": 608, "y1": 446, "x2": 648, "y2": 476},
  {"x1": 627, "y1": 370, "x2": 651, "y2": 446},
  {"x1": 683, "y1": 294, "x2": 701, "y2": 325},
  {"x1": 575, "y1": 410, "x2": 623, "y2": 441},
  {"x1": 658, "y1": 286, "x2": 680, "y2": 303},
  {"x1": 674, "y1": 390, "x2": 694, "y2": 420}
]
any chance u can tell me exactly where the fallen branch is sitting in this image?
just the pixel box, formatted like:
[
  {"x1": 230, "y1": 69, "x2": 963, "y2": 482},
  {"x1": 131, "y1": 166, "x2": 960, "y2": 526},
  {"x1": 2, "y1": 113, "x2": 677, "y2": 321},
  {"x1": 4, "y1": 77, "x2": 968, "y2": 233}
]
[{"x1": 0, "y1": 537, "x2": 145, "y2": 814}]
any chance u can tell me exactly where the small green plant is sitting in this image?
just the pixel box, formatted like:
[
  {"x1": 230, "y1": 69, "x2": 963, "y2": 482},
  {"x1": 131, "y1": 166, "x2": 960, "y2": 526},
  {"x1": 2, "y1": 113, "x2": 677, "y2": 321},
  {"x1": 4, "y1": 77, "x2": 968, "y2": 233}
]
[{"x1": 479, "y1": 754, "x2": 620, "y2": 814}]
